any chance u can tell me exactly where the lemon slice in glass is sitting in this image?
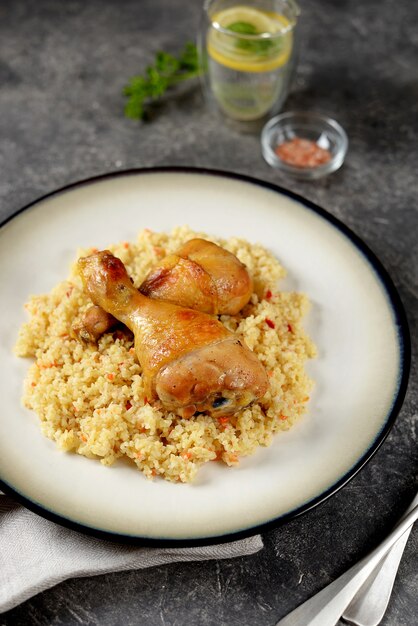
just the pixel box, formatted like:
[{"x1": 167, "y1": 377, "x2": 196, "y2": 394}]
[{"x1": 207, "y1": 5, "x2": 293, "y2": 73}]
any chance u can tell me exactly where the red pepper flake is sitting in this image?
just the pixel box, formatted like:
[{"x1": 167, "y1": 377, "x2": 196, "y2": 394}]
[
  {"x1": 125, "y1": 400, "x2": 132, "y2": 410},
  {"x1": 279, "y1": 414, "x2": 288, "y2": 421},
  {"x1": 40, "y1": 361, "x2": 61, "y2": 369},
  {"x1": 143, "y1": 396, "x2": 149, "y2": 405},
  {"x1": 265, "y1": 290, "x2": 273, "y2": 300},
  {"x1": 218, "y1": 416, "x2": 229, "y2": 425},
  {"x1": 107, "y1": 373, "x2": 114, "y2": 381},
  {"x1": 31, "y1": 382, "x2": 37, "y2": 387},
  {"x1": 287, "y1": 323, "x2": 293, "y2": 333},
  {"x1": 275, "y1": 138, "x2": 332, "y2": 168},
  {"x1": 123, "y1": 242, "x2": 130, "y2": 249},
  {"x1": 266, "y1": 318, "x2": 276, "y2": 329},
  {"x1": 80, "y1": 434, "x2": 87, "y2": 443}
]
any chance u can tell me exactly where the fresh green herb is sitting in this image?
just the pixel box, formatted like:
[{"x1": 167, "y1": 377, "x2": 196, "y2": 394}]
[
  {"x1": 123, "y1": 42, "x2": 202, "y2": 120},
  {"x1": 227, "y1": 21, "x2": 258, "y2": 35},
  {"x1": 227, "y1": 20, "x2": 281, "y2": 56}
]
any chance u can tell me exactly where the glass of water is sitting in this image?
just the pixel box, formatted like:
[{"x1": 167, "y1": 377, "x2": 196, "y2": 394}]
[{"x1": 199, "y1": 0, "x2": 300, "y2": 124}]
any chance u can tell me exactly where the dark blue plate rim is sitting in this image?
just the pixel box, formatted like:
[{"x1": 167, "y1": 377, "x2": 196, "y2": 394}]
[{"x1": 0, "y1": 166, "x2": 411, "y2": 547}]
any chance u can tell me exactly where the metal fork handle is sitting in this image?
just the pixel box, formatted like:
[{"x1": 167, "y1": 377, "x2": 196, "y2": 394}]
[
  {"x1": 275, "y1": 496, "x2": 418, "y2": 626},
  {"x1": 342, "y1": 492, "x2": 418, "y2": 626}
]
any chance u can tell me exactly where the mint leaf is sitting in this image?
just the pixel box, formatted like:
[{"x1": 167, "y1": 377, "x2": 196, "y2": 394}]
[
  {"x1": 226, "y1": 19, "x2": 283, "y2": 57},
  {"x1": 227, "y1": 21, "x2": 259, "y2": 35}
]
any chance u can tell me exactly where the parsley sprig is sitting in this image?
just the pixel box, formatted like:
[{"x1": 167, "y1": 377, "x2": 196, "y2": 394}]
[{"x1": 123, "y1": 42, "x2": 202, "y2": 120}]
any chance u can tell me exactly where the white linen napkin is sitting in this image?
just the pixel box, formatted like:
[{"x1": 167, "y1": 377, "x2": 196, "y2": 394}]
[{"x1": 0, "y1": 494, "x2": 263, "y2": 614}]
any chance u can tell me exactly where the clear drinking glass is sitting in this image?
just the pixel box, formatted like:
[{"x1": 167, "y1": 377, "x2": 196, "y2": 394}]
[{"x1": 198, "y1": 0, "x2": 300, "y2": 124}]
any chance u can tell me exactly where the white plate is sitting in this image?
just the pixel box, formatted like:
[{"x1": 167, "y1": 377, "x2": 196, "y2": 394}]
[{"x1": 0, "y1": 169, "x2": 410, "y2": 544}]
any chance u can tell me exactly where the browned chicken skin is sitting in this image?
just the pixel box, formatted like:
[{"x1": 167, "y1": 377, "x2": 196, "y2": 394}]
[
  {"x1": 73, "y1": 305, "x2": 118, "y2": 343},
  {"x1": 141, "y1": 238, "x2": 253, "y2": 315},
  {"x1": 77, "y1": 251, "x2": 268, "y2": 418},
  {"x1": 74, "y1": 238, "x2": 253, "y2": 343}
]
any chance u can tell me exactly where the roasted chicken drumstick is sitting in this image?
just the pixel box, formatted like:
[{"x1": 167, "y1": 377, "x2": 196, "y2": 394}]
[
  {"x1": 74, "y1": 238, "x2": 253, "y2": 343},
  {"x1": 140, "y1": 238, "x2": 253, "y2": 315},
  {"x1": 77, "y1": 251, "x2": 268, "y2": 418}
]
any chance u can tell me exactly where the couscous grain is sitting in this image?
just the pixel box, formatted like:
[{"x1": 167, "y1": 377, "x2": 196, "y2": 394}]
[{"x1": 15, "y1": 227, "x2": 316, "y2": 482}]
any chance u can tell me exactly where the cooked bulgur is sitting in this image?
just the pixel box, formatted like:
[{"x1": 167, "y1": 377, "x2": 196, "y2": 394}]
[{"x1": 15, "y1": 226, "x2": 316, "y2": 483}]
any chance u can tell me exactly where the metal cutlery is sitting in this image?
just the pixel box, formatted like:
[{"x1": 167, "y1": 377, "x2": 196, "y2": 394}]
[
  {"x1": 276, "y1": 493, "x2": 418, "y2": 626},
  {"x1": 342, "y1": 492, "x2": 417, "y2": 626}
]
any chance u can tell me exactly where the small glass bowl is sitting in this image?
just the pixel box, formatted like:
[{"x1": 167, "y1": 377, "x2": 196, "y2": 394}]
[{"x1": 261, "y1": 111, "x2": 348, "y2": 180}]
